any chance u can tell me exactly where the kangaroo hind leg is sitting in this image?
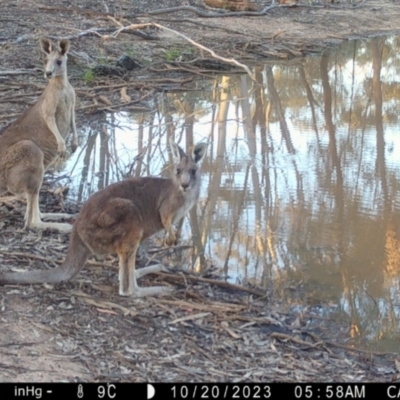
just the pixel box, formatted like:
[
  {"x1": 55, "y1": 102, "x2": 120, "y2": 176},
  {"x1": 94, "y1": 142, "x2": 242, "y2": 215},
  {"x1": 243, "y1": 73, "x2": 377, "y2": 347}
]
[
  {"x1": 6, "y1": 140, "x2": 72, "y2": 232},
  {"x1": 118, "y1": 248, "x2": 173, "y2": 297},
  {"x1": 27, "y1": 192, "x2": 72, "y2": 232}
]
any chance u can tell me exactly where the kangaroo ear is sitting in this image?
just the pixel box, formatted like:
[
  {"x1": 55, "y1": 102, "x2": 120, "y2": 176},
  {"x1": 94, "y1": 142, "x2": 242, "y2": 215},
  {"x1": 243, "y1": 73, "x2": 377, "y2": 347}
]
[
  {"x1": 192, "y1": 143, "x2": 207, "y2": 164},
  {"x1": 59, "y1": 39, "x2": 70, "y2": 55},
  {"x1": 169, "y1": 140, "x2": 185, "y2": 164},
  {"x1": 39, "y1": 37, "x2": 52, "y2": 55}
]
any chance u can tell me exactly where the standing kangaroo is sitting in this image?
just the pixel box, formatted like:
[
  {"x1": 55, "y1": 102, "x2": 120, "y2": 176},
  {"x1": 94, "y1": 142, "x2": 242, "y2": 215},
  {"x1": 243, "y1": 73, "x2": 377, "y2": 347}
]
[
  {"x1": 0, "y1": 37, "x2": 78, "y2": 232},
  {"x1": 0, "y1": 141, "x2": 207, "y2": 297}
]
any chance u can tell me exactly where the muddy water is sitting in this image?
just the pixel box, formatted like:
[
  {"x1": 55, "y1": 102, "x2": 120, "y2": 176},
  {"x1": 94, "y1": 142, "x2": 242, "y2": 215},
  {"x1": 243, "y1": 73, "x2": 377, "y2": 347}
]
[{"x1": 61, "y1": 36, "x2": 400, "y2": 351}]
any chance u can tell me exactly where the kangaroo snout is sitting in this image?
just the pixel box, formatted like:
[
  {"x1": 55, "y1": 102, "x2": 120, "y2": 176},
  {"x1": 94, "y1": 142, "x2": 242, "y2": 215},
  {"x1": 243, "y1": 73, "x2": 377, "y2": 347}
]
[
  {"x1": 45, "y1": 70, "x2": 53, "y2": 79},
  {"x1": 180, "y1": 171, "x2": 191, "y2": 191}
]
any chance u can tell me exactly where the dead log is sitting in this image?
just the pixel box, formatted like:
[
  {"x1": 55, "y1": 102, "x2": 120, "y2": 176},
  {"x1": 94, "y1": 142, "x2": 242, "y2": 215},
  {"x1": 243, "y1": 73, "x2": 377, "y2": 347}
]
[{"x1": 204, "y1": 0, "x2": 259, "y2": 11}]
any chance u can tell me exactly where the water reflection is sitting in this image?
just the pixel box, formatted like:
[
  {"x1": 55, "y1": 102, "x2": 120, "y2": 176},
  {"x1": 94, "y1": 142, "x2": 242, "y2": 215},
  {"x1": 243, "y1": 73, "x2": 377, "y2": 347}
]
[{"x1": 61, "y1": 36, "x2": 400, "y2": 351}]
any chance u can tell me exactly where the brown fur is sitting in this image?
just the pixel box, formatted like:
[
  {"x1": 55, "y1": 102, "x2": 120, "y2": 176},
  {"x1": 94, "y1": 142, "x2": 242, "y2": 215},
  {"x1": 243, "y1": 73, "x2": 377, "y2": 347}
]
[
  {"x1": 0, "y1": 141, "x2": 207, "y2": 297},
  {"x1": 0, "y1": 37, "x2": 78, "y2": 232}
]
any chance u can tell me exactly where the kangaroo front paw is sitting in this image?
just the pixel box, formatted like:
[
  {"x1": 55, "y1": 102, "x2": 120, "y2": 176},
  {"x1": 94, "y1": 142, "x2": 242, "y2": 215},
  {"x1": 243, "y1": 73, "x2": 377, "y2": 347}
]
[
  {"x1": 57, "y1": 141, "x2": 67, "y2": 157},
  {"x1": 71, "y1": 140, "x2": 78, "y2": 152},
  {"x1": 164, "y1": 234, "x2": 177, "y2": 247}
]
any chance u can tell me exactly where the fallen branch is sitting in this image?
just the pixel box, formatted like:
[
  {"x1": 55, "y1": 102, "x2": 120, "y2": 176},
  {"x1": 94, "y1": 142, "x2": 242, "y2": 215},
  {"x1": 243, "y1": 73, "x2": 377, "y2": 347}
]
[
  {"x1": 150, "y1": 67, "x2": 212, "y2": 79},
  {"x1": 305, "y1": 331, "x2": 395, "y2": 356},
  {"x1": 84, "y1": 104, "x2": 151, "y2": 113},
  {"x1": 157, "y1": 271, "x2": 265, "y2": 296},
  {"x1": 75, "y1": 77, "x2": 193, "y2": 93},
  {"x1": 271, "y1": 332, "x2": 322, "y2": 349},
  {"x1": 0, "y1": 69, "x2": 39, "y2": 76},
  {"x1": 0, "y1": 251, "x2": 114, "y2": 269},
  {"x1": 0, "y1": 112, "x2": 30, "y2": 122},
  {"x1": 0, "y1": 341, "x2": 44, "y2": 347},
  {"x1": 158, "y1": 298, "x2": 246, "y2": 312},
  {"x1": 0, "y1": 92, "x2": 41, "y2": 103},
  {"x1": 10, "y1": 29, "x2": 158, "y2": 44},
  {"x1": 1, "y1": 251, "x2": 61, "y2": 268},
  {"x1": 147, "y1": 245, "x2": 193, "y2": 254},
  {"x1": 169, "y1": 312, "x2": 211, "y2": 325},
  {"x1": 136, "y1": 4, "x2": 323, "y2": 18},
  {"x1": 326, "y1": 0, "x2": 367, "y2": 9},
  {"x1": 154, "y1": 17, "x2": 261, "y2": 37},
  {"x1": 47, "y1": 27, "x2": 159, "y2": 41},
  {"x1": 108, "y1": 22, "x2": 256, "y2": 81},
  {"x1": 36, "y1": 2, "x2": 363, "y2": 21}
]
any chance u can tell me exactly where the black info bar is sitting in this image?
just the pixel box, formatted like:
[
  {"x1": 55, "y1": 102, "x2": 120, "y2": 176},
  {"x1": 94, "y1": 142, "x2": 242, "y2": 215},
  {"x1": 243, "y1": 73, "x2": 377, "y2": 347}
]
[{"x1": 4, "y1": 382, "x2": 398, "y2": 399}]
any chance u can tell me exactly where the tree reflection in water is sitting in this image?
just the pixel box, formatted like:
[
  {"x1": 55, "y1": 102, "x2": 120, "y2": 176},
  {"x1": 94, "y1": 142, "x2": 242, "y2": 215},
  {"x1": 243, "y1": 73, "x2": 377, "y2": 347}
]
[{"x1": 61, "y1": 36, "x2": 400, "y2": 351}]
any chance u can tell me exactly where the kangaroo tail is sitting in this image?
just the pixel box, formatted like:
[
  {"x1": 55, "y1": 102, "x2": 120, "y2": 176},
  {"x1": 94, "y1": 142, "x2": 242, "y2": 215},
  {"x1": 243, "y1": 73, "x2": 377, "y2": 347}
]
[{"x1": 0, "y1": 231, "x2": 91, "y2": 285}]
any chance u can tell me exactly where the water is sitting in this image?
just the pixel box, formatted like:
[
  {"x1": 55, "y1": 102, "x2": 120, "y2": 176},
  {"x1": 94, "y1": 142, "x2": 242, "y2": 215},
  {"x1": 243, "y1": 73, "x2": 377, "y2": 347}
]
[{"x1": 59, "y1": 36, "x2": 400, "y2": 351}]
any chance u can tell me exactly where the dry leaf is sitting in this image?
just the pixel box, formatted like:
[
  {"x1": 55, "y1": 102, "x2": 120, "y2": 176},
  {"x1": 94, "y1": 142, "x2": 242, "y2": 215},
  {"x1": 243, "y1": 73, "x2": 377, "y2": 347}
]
[
  {"x1": 290, "y1": 316, "x2": 301, "y2": 328},
  {"x1": 78, "y1": 296, "x2": 137, "y2": 316},
  {"x1": 97, "y1": 308, "x2": 119, "y2": 315},
  {"x1": 98, "y1": 95, "x2": 112, "y2": 106},
  {"x1": 169, "y1": 312, "x2": 211, "y2": 325},
  {"x1": 120, "y1": 87, "x2": 131, "y2": 103},
  {"x1": 222, "y1": 326, "x2": 241, "y2": 339}
]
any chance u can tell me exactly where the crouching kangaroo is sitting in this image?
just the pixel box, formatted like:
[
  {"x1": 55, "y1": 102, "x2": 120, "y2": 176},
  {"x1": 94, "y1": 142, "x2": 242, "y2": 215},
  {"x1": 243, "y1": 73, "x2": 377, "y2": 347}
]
[
  {"x1": 0, "y1": 37, "x2": 78, "y2": 232},
  {"x1": 0, "y1": 141, "x2": 207, "y2": 297}
]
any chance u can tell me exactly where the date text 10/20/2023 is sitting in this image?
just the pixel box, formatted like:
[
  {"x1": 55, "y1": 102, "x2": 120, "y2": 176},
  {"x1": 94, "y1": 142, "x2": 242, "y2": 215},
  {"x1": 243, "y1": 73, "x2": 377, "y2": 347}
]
[{"x1": 169, "y1": 384, "x2": 367, "y2": 399}]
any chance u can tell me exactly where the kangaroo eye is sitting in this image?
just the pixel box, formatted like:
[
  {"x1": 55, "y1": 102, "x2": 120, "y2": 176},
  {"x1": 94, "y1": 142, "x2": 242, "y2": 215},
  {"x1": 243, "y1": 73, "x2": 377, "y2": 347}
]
[
  {"x1": 56, "y1": 60, "x2": 62, "y2": 66},
  {"x1": 176, "y1": 168, "x2": 181, "y2": 175},
  {"x1": 190, "y1": 169, "x2": 196, "y2": 176}
]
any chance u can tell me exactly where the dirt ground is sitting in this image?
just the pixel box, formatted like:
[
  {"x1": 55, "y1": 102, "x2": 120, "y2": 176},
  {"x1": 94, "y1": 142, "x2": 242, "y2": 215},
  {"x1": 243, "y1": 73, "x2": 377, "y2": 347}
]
[
  {"x1": 1, "y1": 0, "x2": 400, "y2": 383},
  {"x1": 1, "y1": 0, "x2": 400, "y2": 121}
]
